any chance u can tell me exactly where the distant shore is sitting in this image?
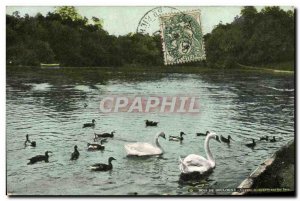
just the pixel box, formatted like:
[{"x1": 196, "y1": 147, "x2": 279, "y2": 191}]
[
  {"x1": 7, "y1": 61, "x2": 295, "y2": 75},
  {"x1": 237, "y1": 61, "x2": 294, "y2": 73}
]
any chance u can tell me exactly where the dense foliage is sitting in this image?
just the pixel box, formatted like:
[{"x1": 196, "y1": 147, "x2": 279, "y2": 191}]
[
  {"x1": 6, "y1": 6, "x2": 294, "y2": 68},
  {"x1": 205, "y1": 6, "x2": 295, "y2": 67}
]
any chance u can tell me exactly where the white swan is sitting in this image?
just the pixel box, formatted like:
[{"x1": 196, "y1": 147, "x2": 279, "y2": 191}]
[
  {"x1": 124, "y1": 132, "x2": 166, "y2": 156},
  {"x1": 179, "y1": 132, "x2": 220, "y2": 174}
]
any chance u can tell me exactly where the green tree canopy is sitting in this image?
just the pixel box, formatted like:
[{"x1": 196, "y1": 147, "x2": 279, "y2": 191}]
[
  {"x1": 6, "y1": 6, "x2": 294, "y2": 68},
  {"x1": 54, "y1": 6, "x2": 83, "y2": 21}
]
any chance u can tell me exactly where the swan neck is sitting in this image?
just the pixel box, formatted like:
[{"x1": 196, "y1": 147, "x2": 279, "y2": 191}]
[
  {"x1": 155, "y1": 136, "x2": 161, "y2": 148},
  {"x1": 155, "y1": 135, "x2": 164, "y2": 153},
  {"x1": 204, "y1": 136, "x2": 215, "y2": 166}
]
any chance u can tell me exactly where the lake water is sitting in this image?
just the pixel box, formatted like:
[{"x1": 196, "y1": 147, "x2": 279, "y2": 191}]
[{"x1": 6, "y1": 67, "x2": 294, "y2": 195}]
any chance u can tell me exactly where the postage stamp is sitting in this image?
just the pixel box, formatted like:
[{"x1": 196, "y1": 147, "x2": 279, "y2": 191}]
[{"x1": 159, "y1": 10, "x2": 206, "y2": 65}]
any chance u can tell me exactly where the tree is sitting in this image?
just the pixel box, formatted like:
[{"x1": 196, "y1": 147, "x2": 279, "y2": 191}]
[
  {"x1": 205, "y1": 6, "x2": 294, "y2": 67},
  {"x1": 54, "y1": 6, "x2": 82, "y2": 21},
  {"x1": 6, "y1": 6, "x2": 294, "y2": 68},
  {"x1": 92, "y1": 16, "x2": 104, "y2": 29}
]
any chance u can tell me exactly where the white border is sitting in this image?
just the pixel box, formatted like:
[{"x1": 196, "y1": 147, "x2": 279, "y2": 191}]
[{"x1": 2, "y1": 0, "x2": 299, "y2": 6}]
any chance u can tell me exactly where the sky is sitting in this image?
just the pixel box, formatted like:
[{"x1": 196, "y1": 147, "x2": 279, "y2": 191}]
[{"x1": 6, "y1": 6, "x2": 293, "y2": 36}]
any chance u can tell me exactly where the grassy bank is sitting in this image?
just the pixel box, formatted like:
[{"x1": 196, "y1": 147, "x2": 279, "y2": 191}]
[
  {"x1": 238, "y1": 61, "x2": 294, "y2": 73},
  {"x1": 233, "y1": 141, "x2": 295, "y2": 195},
  {"x1": 250, "y1": 141, "x2": 295, "y2": 193},
  {"x1": 7, "y1": 60, "x2": 295, "y2": 75}
]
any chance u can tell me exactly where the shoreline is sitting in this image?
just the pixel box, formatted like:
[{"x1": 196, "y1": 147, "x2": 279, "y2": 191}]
[
  {"x1": 232, "y1": 141, "x2": 295, "y2": 195},
  {"x1": 237, "y1": 63, "x2": 294, "y2": 74},
  {"x1": 7, "y1": 62, "x2": 295, "y2": 75}
]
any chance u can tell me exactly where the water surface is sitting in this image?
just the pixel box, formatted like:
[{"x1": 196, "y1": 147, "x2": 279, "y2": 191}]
[{"x1": 6, "y1": 67, "x2": 294, "y2": 195}]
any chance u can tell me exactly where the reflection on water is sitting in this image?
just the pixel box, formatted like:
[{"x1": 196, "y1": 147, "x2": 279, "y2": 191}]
[{"x1": 6, "y1": 67, "x2": 294, "y2": 195}]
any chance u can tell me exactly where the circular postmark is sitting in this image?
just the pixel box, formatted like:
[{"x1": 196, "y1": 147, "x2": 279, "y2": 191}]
[{"x1": 136, "y1": 6, "x2": 181, "y2": 35}]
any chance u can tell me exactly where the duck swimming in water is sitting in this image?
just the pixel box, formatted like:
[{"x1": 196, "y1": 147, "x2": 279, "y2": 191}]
[
  {"x1": 145, "y1": 120, "x2": 158, "y2": 127},
  {"x1": 220, "y1": 135, "x2": 234, "y2": 144},
  {"x1": 179, "y1": 132, "x2": 221, "y2": 174},
  {"x1": 169, "y1": 132, "x2": 186, "y2": 141},
  {"x1": 87, "y1": 140, "x2": 106, "y2": 151},
  {"x1": 24, "y1": 134, "x2": 36, "y2": 147},
  {"x1": 245, "y1": 139, "x2": 256, "y2": 148},
  {"x1": 260, "y1": 136, "x2": 269, "y2": 141},
  {"x1": 270, "y1": 136, "x2": 277, "y2": 142},
  {"x1": 89, "y1": 157, "x2": 116, "y2": 171},
  {"x1": 83, "y1": 119, "x2": 95, "y2": 128},
  {"x1": 124, "y1": 132, "x2": 166, "y2": 156},
  {"x1": 70, "y1": 145, "x2": 79, "y2": 160},
  {"x1": 196, "y1": 131, "x2": 210, "y2": 136},
  {"x1": 94, "y1": 131, "x2": 115, "y2": 138},
  {"x1": 27, "y1": 151, "x2": 52, "y2": 165}
]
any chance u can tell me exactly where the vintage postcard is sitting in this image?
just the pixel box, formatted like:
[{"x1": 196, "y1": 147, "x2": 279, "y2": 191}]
[{"x1": 6, "y1": 6, "x2": 295, "y2": 196}]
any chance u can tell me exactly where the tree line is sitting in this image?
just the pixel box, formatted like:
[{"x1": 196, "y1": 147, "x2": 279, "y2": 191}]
[{"x1": 6, "y1": 6, "x2": 294, "y2": 68}]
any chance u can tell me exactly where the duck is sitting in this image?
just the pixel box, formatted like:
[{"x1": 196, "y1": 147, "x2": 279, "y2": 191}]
[
  {"x1": 24, "y1": 134, "x2": 36, "y2": 147},
  {"x1": 245, "y1": 139, "x2": 256, "y2": 148},
  {"x1": 220, "y1": 135, "x2": 234, "y2": 144},
  {"x1": 270, "y1": 136, "x2": 276, "y2": 142},
  {"x1": 124, "y1": 131, "x2": 166, "y2": 156},
  {"x1": 27, "y1": 151, "x2": 52, "y2": 165},
  {"x1": 94, "y1": 130, "x2": 115, "y2": 138},
  {"x1": 87, "y1": 140, "x2": 105, "y2": 151},
  {"x1": 169, "y1": 132, "x2": 186, "y2": 141},
  {"x1": 70, "y1": 145, "x2": 79, "y2": 160},
  {"x1": 196, "y1": 131, "x2": 210, "y2": 136},
  {"x1": 145, "y1": 120, "x2": 158, "y2": 127},
  {"x1": 83, "y1": 119, "x2": 95, "y2": 128},
  {"x1": 89, "y1": 157, "x2": 116, "y2": 171},
  {"x1": 259, "y1": 136, "x2": 269, "y2": 141},
  {"x1": 179, "y1": 132, "x2": 221, "y2": 174}
]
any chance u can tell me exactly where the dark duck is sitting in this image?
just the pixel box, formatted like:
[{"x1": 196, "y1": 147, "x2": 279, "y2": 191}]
[
  {"x1": 89, "y1": 157, "x2": 116, "y2": 171},
  {"x1": 83, "y1": 119, "x2": 95, "y2": 128},
  {"x1": 169, "y1": 132, "x2": 186, "y2": 141},
  {"x1": 220, "y1": 135, "x2": 234, "y2": 144},
  {"x1": 70, "y1": 145, "x2": 80, "y2": 160},
  {"x1": 270, "y1": 136, "x2": 277, "y2": 142},
  {"x1": 87, "y1": 140, "x2": 106, "y2": 151},
  {"x1": 94, "y1": 131, "x2": 115, "y2": 138},
  {"x1": 24, "y1": 134, "x2": 36, "y2": 147},
  {"x1": 259, "y1": 136, "x2": 269, "y2": 141},
  {"x1": 27, "y1": 151, "x2": 52, "y2": 165},
  {"x1": 145, "y1": 120, "x2": 158, "y2": 127},
  {"x1": 196, "y1": 131, "x2": 210, "y2": 136},
  {"x1": 245, "y1": 139, "x2": 256, "y2": 148}
]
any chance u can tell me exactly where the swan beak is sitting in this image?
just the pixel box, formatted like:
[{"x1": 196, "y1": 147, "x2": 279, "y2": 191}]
[{"x1": 162, "y1": 136, "x2": 166, "y2": 139}]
